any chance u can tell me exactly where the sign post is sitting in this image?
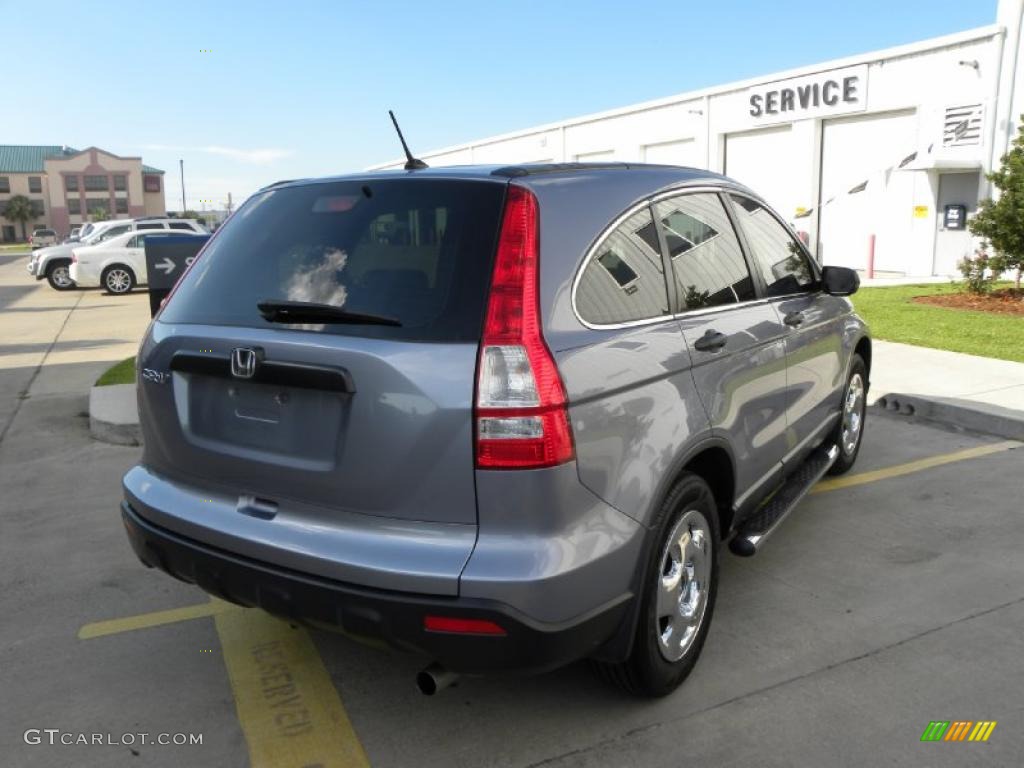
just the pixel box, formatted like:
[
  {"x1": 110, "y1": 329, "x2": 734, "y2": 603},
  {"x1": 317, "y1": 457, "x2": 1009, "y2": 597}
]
[{"x1": 144, "y1": 234, "x2": 210, "y2": 317}]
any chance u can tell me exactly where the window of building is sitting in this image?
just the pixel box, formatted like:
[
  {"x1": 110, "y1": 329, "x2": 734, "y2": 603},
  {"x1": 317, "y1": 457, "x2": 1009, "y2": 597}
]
[
  {"x1": 67, "y1": 198, "x2": 81, "y2": 215},
  {"x1": 113, "y1": 175, "x2": 127, "y2": 191},
  {"x1": 0, "y1": 177, "x2": 9, "y2": 193},
  {"x1": 576, "y1": 207, "x2": 670, "y2": 325},
  {"x1": 84, "y1": 175, "x2": 109, "y2": 191},
  {"x1": 653, "y1": 193, "x2": 755, "y2": 311},
  {"x1": 87, "y1": 199, "x2": 111, "y2": 216},
  {"x1": 115, "y1": 198, "x2": 129, "y2": 214},
  {"x1": 144, "y1": 175, "x2": 161, "y2": 193},
  {"x1": 729, "y1": 195, "x2": 817, "y2": 297},
  {"x1": 30, "y1": 200, "x2": 45, "y2": 217},
  {"x1": 65, "y1": 176, "x2": 79, "y2": 192},
  {"x1": 29, "y1": 176, "x2": 42, "y2": 194}
]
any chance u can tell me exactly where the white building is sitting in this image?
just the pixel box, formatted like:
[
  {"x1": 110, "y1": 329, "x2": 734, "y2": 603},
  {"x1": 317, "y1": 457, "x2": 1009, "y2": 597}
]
[{"x1": 372, "y1": 0, "x2": 1024, "y2": 278}]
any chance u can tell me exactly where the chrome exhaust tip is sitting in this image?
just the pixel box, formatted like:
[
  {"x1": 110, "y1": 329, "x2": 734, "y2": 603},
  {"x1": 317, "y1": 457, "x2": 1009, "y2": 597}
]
[{"x1": 416, "y1": 662, "x2": 459, "y2": 696}]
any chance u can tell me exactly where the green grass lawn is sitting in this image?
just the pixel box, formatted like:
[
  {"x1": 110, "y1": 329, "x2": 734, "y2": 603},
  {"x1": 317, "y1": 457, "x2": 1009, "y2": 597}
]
[
  {"x1": 0, "y1": 243, "x2": 31, "y2": 253},
  {"x1": 95, "y1": 357, "x2": 136, "y2": 386},
  {"x1": 851, "y1": 283, "x2": 1024, "y2": 363}
]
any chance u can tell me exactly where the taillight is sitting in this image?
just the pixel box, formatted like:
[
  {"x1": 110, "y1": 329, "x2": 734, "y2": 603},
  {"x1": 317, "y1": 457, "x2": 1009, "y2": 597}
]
[{"x1": 474, "y1": 185, "x2": 574, "y2": 470}]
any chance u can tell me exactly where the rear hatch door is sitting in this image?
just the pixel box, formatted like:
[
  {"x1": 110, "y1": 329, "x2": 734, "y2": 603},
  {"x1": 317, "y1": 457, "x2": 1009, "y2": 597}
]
[{"x1": 137, "y1": 178, "x2": 505, "y2": 548}]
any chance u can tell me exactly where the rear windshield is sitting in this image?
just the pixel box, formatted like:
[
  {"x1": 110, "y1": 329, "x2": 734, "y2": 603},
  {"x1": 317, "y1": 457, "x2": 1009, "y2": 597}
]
[{"x1": 160, "y1": 179, "x2": 506, "y2": 341}]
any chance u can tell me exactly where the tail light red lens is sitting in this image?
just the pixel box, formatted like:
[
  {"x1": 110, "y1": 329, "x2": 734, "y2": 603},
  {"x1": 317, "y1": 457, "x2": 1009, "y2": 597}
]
[
  {"x1": 423, "y1": 616, "x2": 507, "y2": 636},
  {"x1": 474, "y1": 185, "x2": 574, "y2": 470}
]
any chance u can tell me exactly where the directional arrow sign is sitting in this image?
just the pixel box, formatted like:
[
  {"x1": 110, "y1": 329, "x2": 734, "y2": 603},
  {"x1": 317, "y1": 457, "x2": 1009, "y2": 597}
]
[{"x1": 144, "y1": 234, "x2": 211, "y2": 317}]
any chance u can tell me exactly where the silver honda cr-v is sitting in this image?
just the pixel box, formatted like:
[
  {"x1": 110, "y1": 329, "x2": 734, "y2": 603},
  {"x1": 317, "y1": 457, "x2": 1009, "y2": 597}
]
[{"x1": 123, "y1": 163, "x2": 870, "y2": 697}]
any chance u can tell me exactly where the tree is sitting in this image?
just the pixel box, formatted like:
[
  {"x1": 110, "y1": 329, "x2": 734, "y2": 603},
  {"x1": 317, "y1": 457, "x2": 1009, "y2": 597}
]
[
  {"x1": 89, "y1": 205, "x2": 110, "y2": 222},
  {"x1": 4, "y1": 195, "x2": 36, "y2": 241},
  {"x1": 969, "y1": 115, "x2": 1024, "y2": 292}
]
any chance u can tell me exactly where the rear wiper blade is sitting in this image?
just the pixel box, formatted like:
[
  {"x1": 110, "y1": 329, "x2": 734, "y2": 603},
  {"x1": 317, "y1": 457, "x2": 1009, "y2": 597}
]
[{"x1": 257, "y1": 300, "x2": 402, "y2": 327}]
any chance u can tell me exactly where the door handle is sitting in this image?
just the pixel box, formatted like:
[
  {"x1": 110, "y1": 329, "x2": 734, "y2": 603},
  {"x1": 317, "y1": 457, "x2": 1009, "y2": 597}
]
[
  {"x1": 693, "y1": 330, "x2": 728, "y2": 352},
  {"x1": 783, "y1": 311, "x2": 805, "y2": 327}
]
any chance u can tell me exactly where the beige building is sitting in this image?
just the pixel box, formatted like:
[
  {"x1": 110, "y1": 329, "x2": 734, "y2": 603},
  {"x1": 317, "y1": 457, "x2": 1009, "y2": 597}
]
[{"x1": 0, "y1": 145, "x2": 166, "y2": 241}]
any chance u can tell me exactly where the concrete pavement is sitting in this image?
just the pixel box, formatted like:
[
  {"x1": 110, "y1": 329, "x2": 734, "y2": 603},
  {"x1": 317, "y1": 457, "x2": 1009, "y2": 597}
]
[{"x1": 868, "y1": 339, "x2": 1024, "y2": 439}]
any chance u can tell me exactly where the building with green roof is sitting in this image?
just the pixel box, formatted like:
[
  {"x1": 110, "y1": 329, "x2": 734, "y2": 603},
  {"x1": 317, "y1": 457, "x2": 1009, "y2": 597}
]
[{"x1": 0, "y1": 145, "x2": 166, "y2": 241}]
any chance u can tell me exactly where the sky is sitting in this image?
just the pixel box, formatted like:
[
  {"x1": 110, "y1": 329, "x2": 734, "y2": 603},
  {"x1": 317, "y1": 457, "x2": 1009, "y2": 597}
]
[{"x1": 2, "y1": 0, "x2": 998, "y2": 211}]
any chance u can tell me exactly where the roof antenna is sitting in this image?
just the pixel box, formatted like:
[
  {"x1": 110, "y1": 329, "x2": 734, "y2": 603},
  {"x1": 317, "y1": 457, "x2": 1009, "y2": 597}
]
[{"x1": 389, "y1": 110, "x2": 428, "y2": 170}]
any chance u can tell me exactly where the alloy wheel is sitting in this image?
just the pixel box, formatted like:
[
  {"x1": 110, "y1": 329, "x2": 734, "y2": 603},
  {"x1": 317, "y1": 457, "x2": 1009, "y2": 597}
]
[
  {"x1": 841, "y1": 372, "x2": 865, "y2": 455},
  {"x1": 654, "y1": 509, "x2": 712, "y2": 662},
  {"x1": 106, "y1": 269, "x2": 132, "y2": 294}
]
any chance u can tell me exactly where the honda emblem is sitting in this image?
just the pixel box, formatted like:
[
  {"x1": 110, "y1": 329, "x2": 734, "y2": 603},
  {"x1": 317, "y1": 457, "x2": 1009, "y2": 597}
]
[{"x1": 231, "y1": 347, "x2": 260, "y2": 379}]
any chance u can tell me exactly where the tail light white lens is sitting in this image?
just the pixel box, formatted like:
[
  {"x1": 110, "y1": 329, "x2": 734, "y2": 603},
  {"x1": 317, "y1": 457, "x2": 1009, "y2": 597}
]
[{"x1": 474, "y1": 185, "x2": 574, "y2": 470}]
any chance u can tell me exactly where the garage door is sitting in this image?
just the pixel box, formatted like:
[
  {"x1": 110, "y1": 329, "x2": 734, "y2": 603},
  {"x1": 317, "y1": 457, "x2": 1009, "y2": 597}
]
[
  {"x1": 818, "y1": 110, "x2": 918, "y2": 271},
  {"x1": 724, "y1": 126, "x2": 798, "y2": 219},
  {"x1": 643, "y1": 139, "x2": 700, "y2": 168}
]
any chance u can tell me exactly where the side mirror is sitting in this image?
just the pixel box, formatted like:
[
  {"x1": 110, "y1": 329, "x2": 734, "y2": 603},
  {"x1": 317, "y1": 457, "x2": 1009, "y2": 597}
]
[{"x1": 821, "y1": 266, "x2": 860, "y2": 296}]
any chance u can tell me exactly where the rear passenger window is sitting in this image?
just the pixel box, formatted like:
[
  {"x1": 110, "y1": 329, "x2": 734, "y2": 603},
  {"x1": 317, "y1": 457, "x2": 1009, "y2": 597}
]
[
  {"x1": 169, "y1": 222, "x2": 194, "y2": 230},
  {"x1": 653, "y1": 193, "x2": 755, "y2": 311},
  {"x1": 576, "y1": 208, "x2": 669, "y2": 326},
  {"x1": 729, "y1": 195, "x2": 817, "y2": 296}
]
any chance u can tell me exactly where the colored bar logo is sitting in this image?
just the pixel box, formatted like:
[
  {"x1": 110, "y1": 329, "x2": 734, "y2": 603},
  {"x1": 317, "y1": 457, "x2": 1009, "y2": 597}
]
[{"x1": 921, "y1": 721, "x2": 997, "y2": 742}]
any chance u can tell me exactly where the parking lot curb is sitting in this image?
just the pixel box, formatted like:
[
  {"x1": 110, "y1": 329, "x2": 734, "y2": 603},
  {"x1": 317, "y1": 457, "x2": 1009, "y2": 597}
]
[
  {"x1": 89, "y1": 384, "x2": 141, "y2": 446},
  {"x1": 874, "y1": 392, "x2": 1024, "y2": 441}
]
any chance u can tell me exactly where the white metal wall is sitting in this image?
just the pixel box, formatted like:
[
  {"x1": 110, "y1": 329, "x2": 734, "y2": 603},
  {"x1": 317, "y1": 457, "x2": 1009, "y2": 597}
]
[
  {"x1": 818, "y1": 110, "x2": 918, "y2": 272},
  {"x1": 724, "y1": 126, "x2": 798, "y2": 217}
]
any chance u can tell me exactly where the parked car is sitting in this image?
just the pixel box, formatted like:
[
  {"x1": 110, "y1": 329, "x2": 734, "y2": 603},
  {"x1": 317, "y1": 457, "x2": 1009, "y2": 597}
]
[
  {"x1": 30, "y1": 228, "x2": 58, "y2": 248},
  {"x1": 70, "y1": 230, "x2": 204, "y2": 294},
  {"x1": 122, "y1": 165, "x2": 869, "y2": 697},
  {"x1": 63, "y1": 226, "x2": 82, "y2": 244},
  {"x1": 28, "y1": 218, "x2": 207, "y2": 290}
]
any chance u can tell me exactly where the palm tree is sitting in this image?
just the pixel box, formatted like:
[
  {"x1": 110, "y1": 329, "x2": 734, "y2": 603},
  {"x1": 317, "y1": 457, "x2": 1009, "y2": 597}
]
[{"x1": 4, "y1": 195, "x2": 36, "y2": 241}]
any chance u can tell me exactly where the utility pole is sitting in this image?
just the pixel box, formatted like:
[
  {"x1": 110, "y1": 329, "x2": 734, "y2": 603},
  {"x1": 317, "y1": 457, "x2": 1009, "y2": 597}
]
[
  {"x1": 226, "y1": 192, "x2": 233, "y2": 215},
  {"x1": 179, "y1": 159, "x2": 186, "y2": 213}
]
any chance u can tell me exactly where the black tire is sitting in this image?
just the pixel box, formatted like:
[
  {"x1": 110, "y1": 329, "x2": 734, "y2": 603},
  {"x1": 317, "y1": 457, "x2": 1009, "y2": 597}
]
[
  {"x1": 45, "y1": 259, "x2": 75, "y2": 291},
  {"x1": 595, "y1": 473, "x2": 720, "y2": 697},
  {"x1": 827, "y1": 354, "x2": 867, "y2": 476},
  {"x1": 102, "y1": 265, "x2": 136, "y2": 295}
]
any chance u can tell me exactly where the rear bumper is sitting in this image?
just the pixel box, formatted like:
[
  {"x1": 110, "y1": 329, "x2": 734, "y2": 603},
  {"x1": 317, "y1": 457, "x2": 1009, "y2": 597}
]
[{"x1": 122, "y1": 501, "x2": 632, "y2": 673}]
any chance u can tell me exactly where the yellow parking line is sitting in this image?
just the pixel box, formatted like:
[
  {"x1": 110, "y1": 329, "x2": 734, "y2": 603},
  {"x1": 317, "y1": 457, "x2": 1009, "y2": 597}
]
[
  {"x1": 214, "y1": 607, "x2": 370, "y2": 768},
  {"x1": 813, "y1": 440, "x2": 1018, "y2": 495},
  {"x1": 78, "y1": 597, "x2": 241, "y2": 639}
]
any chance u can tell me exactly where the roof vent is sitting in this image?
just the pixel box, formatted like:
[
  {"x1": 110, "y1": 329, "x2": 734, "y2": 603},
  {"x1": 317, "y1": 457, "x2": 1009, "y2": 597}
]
[{"x1": 943, "y1": 105, "x2": 983, "y2": 147}]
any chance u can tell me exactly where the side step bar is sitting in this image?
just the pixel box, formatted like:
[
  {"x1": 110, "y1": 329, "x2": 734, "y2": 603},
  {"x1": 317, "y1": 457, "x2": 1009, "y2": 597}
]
[{"x1": 729, "y1": 444, "x2": 839, "y2": 557}]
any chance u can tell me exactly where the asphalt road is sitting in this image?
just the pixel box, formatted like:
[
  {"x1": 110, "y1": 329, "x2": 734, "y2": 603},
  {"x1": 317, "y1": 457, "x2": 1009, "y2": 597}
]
[{"x1": 1, "y1": 252, "x2": 1021, "y2": 767}]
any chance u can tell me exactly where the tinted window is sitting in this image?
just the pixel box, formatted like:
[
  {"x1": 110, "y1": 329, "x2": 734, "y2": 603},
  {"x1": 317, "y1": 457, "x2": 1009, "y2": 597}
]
[
  {"x1": 730, "y1": 195, "x2": 816, "y2": 296},
  {"x1": 576, "y1": 207, "x2": 669, "y2": 325},
  {"x1": 136, "y1": 222, "x2": 164, "y2": 230},
  {"x1": 654, "y1": 193, "x2": 754, "y2": 311},
  {"x1": 84, "y1": 175, "x2": 109, "y2": 191},
  {"x1": 29, "y1": 176, "x2": 42, "y2": 193},
  {"x1": 65, "y1": 176, "x2": 79, "y2": 191},
  {"x1": 161, "y1": 179, "x2": 506, "y2": 341},
  {"x1": 169, "y1": 222, "x2": 195, "y2": 230},
  {"x1": 0, "y1": 177, "x2": 9, "y2": 193},
  {"x1": 114, "y1": 175, "x2": 127, "y2": 191},
  {"x1": 67, "y1": 199, "x2": 81, "y2": 214},
  {"x1": 97, "y1": 224, "x2": 131, "y2": 241}
]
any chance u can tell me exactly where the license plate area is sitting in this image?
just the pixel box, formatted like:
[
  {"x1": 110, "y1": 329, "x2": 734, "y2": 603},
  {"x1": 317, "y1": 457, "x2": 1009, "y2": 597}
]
[{"x1": 176, "y1": 374, "x2": 345, "y2": 469}]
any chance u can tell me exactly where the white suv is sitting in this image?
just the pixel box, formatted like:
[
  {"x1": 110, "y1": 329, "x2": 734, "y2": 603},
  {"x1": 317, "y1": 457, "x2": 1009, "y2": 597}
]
[{"x1": 28, "y1": 218, "x2": 206, "y2": 290}]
